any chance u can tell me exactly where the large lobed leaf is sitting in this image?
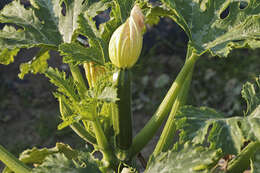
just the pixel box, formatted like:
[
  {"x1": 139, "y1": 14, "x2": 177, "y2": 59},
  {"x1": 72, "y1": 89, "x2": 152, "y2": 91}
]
[
  {"x1": 0, "y1": 0, "x2": 62, "y2": 69},
  {"x1": 32, "y1": 152, "x2": 101, "y2": 173},
  {"x1": 145, "y1": 142, "x2": 222, "y2": 173},
  {"x1": 0, "y1": 0, "x2": 112, "y2": 76},
  {"x1": 0, "y1": 0, "x2": 137, "y2": 77},
  {"x1": 2, "y1": 143, "x2": 83, "y2": 173},
  {"x1": 0, "y1": 0, "x2": 62, "y2": 49},
  {"x1": 176, "y1": 105, "x2": 260, "y2": 155},
  {"x1": 157, "y1": 0, "x2": 260, "y2": 57},
  {"x1": 175, "y1": 77, "x2": 260, "y2": 155},
  {"x1": 0, "y1": 0, "x2": 62, "y2": 77}
]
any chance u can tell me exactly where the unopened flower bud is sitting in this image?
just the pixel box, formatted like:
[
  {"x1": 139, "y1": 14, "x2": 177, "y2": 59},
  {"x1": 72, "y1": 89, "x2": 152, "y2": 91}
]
[{"x1": 109, "y1": 5, "x2": 144, "y2": 69}]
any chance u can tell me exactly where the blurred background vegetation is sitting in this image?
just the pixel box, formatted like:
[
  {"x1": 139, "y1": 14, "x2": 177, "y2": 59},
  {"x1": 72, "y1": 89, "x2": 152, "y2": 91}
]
[{"x1": 0, "y1": 0, "x2": 260, "y2": 171}]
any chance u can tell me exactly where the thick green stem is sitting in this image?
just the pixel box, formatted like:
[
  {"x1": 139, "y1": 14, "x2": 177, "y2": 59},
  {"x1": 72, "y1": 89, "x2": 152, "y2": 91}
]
[
  {"x1": 227, "y1": 141, "x2": 260, "y2": 173},
  {"x1": 0, "y1": 145, "x2": 31, "y2": 173},
  {"x1": 91, "y1": 105, "x2": 117, "y2": 169},
  {"x1": 130, "y1": 53, "x2": 199, "y2": 158},
  {"x1": 153, "y1": 70, "x2": 193, "y2": 156},
  {"x1": 69, "y1": 64, "x2": 87, "y2": 97}
]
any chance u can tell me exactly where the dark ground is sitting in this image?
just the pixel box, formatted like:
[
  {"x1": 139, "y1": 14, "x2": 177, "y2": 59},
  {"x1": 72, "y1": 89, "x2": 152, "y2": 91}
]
[{"x1": 0, "y1": 16, "x2": 260, "y2": 172}]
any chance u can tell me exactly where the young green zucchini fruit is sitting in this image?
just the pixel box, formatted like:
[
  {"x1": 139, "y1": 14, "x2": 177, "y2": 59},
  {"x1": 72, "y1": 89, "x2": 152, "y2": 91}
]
[{"x1": 112, "y1": 70, "x2": 132, "y2": 152}]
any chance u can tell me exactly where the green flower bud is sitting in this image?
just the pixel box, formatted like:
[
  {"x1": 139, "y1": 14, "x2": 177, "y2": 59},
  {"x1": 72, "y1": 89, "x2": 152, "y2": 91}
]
[{"x1": 109, "y1": 5, "x2": 144, "y2": 69}]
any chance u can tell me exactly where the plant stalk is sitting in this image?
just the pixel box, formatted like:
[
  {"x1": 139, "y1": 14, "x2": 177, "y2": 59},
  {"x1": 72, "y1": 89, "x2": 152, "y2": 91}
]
[
  {"x1": 152, "y1": 70, "x2": 193, "y2": 156},
  {"x1": 130, "y1": 52, "x2": 199, "y2": 158},
  {"x1": 83, "y1": 62, "x2": 93, "y2": 88},
  {"x1": 69, "y1": 64, "x2": 87, "y2": 97},
  {"x1": 0, "y1": 145, "x2": 31, "y2": 173},
  {"x1": 227, "y1": 141, "x2": 260, "y2": 173},
  {"x1": 70, "y1": 123, "x2": 97, "y2": 144},
  {"x1": 91, "y1": 104, "x2": 117, "y2": 169}
]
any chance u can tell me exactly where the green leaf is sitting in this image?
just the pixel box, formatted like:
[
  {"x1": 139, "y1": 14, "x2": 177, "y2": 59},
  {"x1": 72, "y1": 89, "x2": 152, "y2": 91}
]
[
  {"x1": 144, "y1": 3, "x2": 172, "y2": 26},
  {"x1": 45, "y1": 67, "x2": 79, "y2": 101},
  {"x1": 0, "y1": 48, "x2": 19, "y2": 65},
  {"x1": 99, "y1": 0, "x2": 135, "y2": 44},
  {"x1": 3, "y1": 143, "x2": 80, "y2": 173},
  {"x1": 19, "y1": 147, "x2": 57, "y2": 165},
  {"x1": 54, "y1": 0, "x2": 93, "y2": 43},
  {"x1": 18, "y1": 48, "x2": 50, "y2": 79},
  {"x1": 114, "y1": 0, "x2": 135, "y2": 22},
  {"x1": 251, "y1": 148, "x2": 260, "y2": 173},
  {"x1": 175, "y1": 105, "x2": 260, "y2": 155},
  {"x1": 0, "y1": 0, "x2": 62, "y2": 49},
  {"x1": 32, "y1": 152, "x2": 101, "y2": 173},
  {"x1": 61, "y1": 0, "x2": 126, "y2": 65},
  {"x1": 242, "y1": 78, "x2": 260, "y2": 115},
  {"x1": 76, "y1": 13, "x2": 108, "y2": 63},
  {"x1": 0, "y1": 0, "x2": 62, "y2": 74},
  {"x1": 146, "y1": 143, "x2": 222, "y2": 173},
  {"x1": 160, "y1": 0, "x2": 260, "y2": 57},
  {"x1": 59, "y1": 43, "x2": 104, "y2": 64},
  {"x1": 19, "y1": 143, "x2": 78, "y2": 164},
  {"x1": 175, "y1": 77, "x2": 260, "y2": 155}
]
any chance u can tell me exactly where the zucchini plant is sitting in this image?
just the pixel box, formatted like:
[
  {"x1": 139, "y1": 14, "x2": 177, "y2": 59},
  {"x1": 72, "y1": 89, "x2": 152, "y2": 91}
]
[{"x1": 0, "y1": 0, "x2": 260, "y2": 172}]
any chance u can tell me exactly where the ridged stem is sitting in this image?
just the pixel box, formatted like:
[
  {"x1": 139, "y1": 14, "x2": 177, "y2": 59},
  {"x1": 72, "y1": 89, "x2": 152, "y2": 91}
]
[
  {"x1": 69, "y1": 64, "x2": 87, "y2": 97},
  {"x1": 91, "y1": 103, "x2": 117, "y2": 170},
  {"x1": 130, "y1": 52, "x2": 199, "y2": 158},
  {"x1": 0, "y1": 145, "x2": 31, "y2": 173},
  {"x1": 153, "y1": 70, "x2": 193, "y2": 156},
  {"x1": 83, "y1": 62, "x2": 93, "y2": 88}
]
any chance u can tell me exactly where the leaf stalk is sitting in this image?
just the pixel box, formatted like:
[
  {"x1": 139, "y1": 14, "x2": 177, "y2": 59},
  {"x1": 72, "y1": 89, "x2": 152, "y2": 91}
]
[
  {"x1": 152, "y1": 69, "x2": 193, "y2": 156},
  {"x1": 69, "y1": 64, "x2": 87, "y2": 97},
  {"x1": 129, "y1": 52, "x2": 199, "y2": 158},
  {"x1": 0, "y1": 145, "x2": 31, "y2": 173}
]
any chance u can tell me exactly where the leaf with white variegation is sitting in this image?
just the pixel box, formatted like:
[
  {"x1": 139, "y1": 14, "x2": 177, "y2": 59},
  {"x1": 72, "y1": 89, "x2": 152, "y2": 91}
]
[
  {"x1": 160, "y1": 0, "x2": 260, "y2": 57},
  {"x1": 0, "y1": 0, "x2": 62, "y2": 49},
  {"x1": 54, "y1": 0, "x2": 96, "y2": 43}
]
